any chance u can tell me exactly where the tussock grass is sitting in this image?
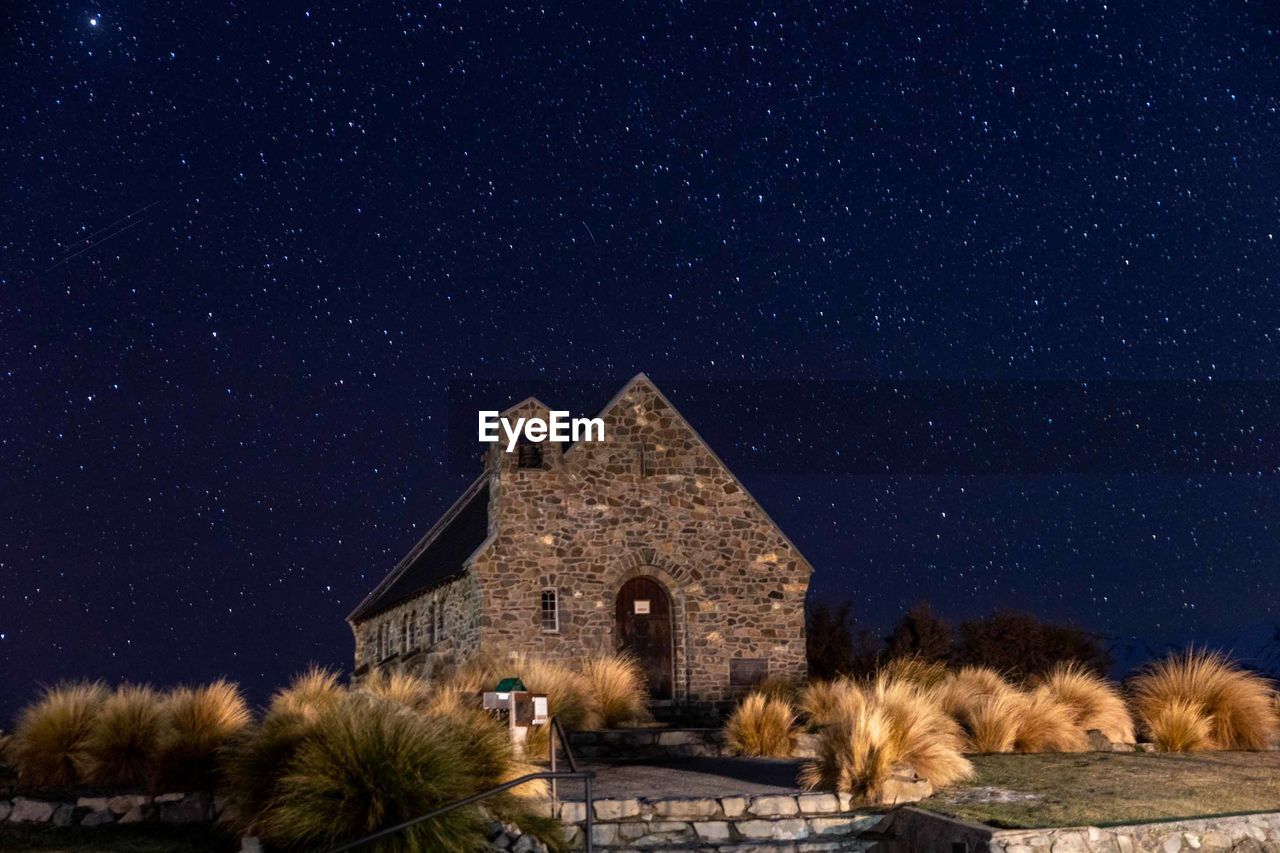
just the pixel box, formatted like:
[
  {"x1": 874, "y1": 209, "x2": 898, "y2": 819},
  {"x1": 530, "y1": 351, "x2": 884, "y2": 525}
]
[
  {"x1": 800, "y1": 679, "x2": 856, "y2": 729},
  {"x1": 930, "y1": 666, "x2": 1014, "y2": 727},
  {"x1": 269, "y1": 666, "x2": 344, "y2": 721},
  {"x1": 724, "y1": 692, "x2": 797, "y2": 757},
  {"x1": 84, "y1": 684, "x2": 165, "y2": 788},
  {"x1": 10, "y1": 681, "x2": 107, "y2": 788},
  {"x1": 259, "y1": 695, "x2": 485, "y2": 852},
  {"x1": 880, "y1": 656, "x2": 950, "y2": 688},
  {"x1": 582, "y1": 654, "x2": 650, "y2": 728},
  {"x1": 510, "y1": 656, "x2": 599, "y2": 732},
  {"x1": 1033, "y1": 662, "x2": 1134, "y2": 744},
  {"x1": 156, "y1": 680, "x2": 251, "y2": 790},
  {"x1": 1011, "y1": 689, "x2": 1090, "y2": 753},
  {"x1": 801, "y1": 677, "x2": 972, "y2": 799},
  {"x1": 358, "y1": 670, "x2": 433, "y2": 712},
  {"x1": 1130, "y1": 650, "x2": 1277, "y2": 751}
]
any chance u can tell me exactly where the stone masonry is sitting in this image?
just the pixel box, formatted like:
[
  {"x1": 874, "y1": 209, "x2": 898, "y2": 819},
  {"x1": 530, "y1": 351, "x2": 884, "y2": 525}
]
[{"x1": 349, "y1": 374, "x2": 813, "y2": 706}]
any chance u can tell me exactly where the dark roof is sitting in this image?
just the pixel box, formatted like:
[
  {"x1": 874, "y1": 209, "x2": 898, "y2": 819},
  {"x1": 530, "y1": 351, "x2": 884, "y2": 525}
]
[{"x1": 348, "y1": 477, "x2": 490, "y2": 622}]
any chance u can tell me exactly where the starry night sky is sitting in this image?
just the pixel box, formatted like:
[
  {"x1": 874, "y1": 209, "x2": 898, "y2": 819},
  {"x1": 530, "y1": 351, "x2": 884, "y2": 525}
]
[{"x1": 4, "y1": 2, "x2": 1280, "y2": 720}]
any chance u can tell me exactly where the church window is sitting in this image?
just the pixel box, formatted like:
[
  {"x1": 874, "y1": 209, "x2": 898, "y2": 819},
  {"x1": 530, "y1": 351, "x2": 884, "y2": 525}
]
[
  {"x1": 541, "y1": 589, "x2": 559, "y2": 632},
  {"x1": 426, "y1": 601, "x2": 437, "y2": 646},
  {"x1": 406, "y1": 610, "x2": 416, "y2": 650},
  {"x1": 729, "y1": 658, "x2": 769, "y2": 688},
  {"x1": 517, "y1": 441, "x2": 543, "y2": 469}
]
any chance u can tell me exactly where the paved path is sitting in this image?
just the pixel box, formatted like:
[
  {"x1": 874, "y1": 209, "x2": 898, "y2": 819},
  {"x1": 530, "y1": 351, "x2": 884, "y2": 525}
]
[{"x1": 558, "y1": 757, "x2": 807, "y2": 801}]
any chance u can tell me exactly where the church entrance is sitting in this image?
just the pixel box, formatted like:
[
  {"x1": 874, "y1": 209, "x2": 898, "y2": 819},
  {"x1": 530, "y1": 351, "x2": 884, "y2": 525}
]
[{"x1": 615, "y1": 576, "x2": 674, "y2": 699}]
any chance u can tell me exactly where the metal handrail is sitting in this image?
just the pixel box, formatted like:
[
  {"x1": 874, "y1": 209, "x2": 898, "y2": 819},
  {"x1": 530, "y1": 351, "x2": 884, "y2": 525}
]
[{"x1": 323, "y1": 769, "x2": 596, "y2": 853}]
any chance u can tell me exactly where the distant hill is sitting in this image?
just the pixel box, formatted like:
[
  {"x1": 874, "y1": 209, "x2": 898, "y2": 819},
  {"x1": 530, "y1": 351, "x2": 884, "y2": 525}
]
[{"x1": 1106, "y1": 621, "x2": 1280, "y2": 681}]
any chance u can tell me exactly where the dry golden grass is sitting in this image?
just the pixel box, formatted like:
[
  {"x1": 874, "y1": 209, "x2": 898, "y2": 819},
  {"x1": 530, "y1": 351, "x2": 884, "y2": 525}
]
[
  {"x1": 799, "y1": 679, "x2": 855, "y2": 729},
  {"x1": 157, "y1": 680, "x2": 252, "y2": 790},
  {"x1": 358, "y1": 669, "x2": 433, "y2": 713},
  {"x1": 801, "y1": 677, "x2": 972, "y2": 799},
  {"x1": 582, "y1": 653, "x2": 650, "y2": 728},
  {"x1": 1130, "y1": 649, "x2": 1279, "y2": 751},
  {"x1": 880, "y1": 656, "x2": 951, "y2": 688},
  {"x1": 83, "y1": 684, "x2": 165, "y2": 788},
  {"x1": 10, "y1": 681, "x2": 107, "y2": 788},
  {"x1": 269, "y1": 666, "x2": 345, "y2": 721},
  {"x1": 929, "y1": 666, "x2": 1014, "y2": 726},
  {"x1": 964, "y1": 689, "x2": 1088, "y2": 754},
  {"x1": 1033, "y1": 662, "x2": 1135, "y2": 744},
  {"x1": 724, "y1": 692, "x2": 798, "y2": 757}
]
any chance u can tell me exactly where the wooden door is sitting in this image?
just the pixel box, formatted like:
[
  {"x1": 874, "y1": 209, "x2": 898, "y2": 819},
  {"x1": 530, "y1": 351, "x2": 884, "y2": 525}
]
[{"x1": 615, "y1": 576, "x2": 673, "y2": 699}]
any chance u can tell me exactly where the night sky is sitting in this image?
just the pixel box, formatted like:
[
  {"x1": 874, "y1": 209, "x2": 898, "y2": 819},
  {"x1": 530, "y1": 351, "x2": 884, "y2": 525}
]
[{"x1": 5, "y1": 2, "x2": 1280, "y2": 720}]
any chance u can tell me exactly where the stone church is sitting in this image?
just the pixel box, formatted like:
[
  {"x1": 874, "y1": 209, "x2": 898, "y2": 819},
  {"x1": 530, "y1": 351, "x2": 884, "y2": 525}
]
[{"x1": 348, "y1": 374, "x2": 813, "y2": 706}]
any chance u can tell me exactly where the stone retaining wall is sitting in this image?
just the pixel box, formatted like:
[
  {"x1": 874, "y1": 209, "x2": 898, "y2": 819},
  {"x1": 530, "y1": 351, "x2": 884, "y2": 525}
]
[
  {"x1": 557, "y1": 791, "x2": 892, "y2": 850},
  {"x1": 878, "y1": 807, "x2": 1280, "y2": 852},
  {"x1": 1, "y1": 792, "x2": 220, "y2": 828},
  {"x1": 566, "y1": 728, "x2": 821, "y2": 761}
]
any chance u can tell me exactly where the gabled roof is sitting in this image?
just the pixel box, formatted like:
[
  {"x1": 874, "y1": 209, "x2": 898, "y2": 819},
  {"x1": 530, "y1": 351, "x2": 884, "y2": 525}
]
[{"x1": 347, "y1": 476, "x2": 491, "y2": 622}]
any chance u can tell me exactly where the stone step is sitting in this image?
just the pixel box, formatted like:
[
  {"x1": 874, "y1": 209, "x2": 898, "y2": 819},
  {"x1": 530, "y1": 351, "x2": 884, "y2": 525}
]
[{"x1": 567, "y1": 728, "x2": 727, "y2": 761}]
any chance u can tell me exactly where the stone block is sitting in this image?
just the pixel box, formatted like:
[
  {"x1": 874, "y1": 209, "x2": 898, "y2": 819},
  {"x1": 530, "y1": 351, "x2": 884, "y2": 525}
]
[
  {"x1": 797, "y1": 793, "x2": 840, "y2": 814},
  {"x1": 738, "y1": 817, "x2": 809, "y2": 841},
  {"x1": 657, "y1": 730, "x2": 697, "y2": 746},
  {"x1": 874, "y1": 774, "x2": 933, "y2": 805},
  {"x1": 694, "y1": 821, "x2": 732, "y2": 842},
  {"x1": 52, "y1": 805, "x2": 74, "y2": 828},
  {"x1": 9, "y1": 798, "x2": 55, "y2": 824},
  {"x1": 721, "y1": 796, "x2": 748, "y2": 817},
  {"x1": 82, "y1": 810, "x2": 115, "y2": 827},
  {"x1": 0, "y1": 802, "x2": 9, "y2": 822},
  {"x1": 810, "y1": 816, "x2": 880, "y2": 837},
  {"x1": 748, "y1": 794, "x2": 799, "y2": 816},
  {"x1": 154, "y1": 792, "x2": 185, "y2": 803},
  {"x1": 160, "y1": 794, "x2": 209, "y2": 823},
  {"x1": 1200, "y1": 832, "x2": 1233, "y2": 850},
  {"x1": 108, "y1": 794, "x2": 150, "y2": 815},
  {"x1": 593, "y1": 798, "x2": 642, "y2": 820},
  {"x1": 239, "y1": 838, "x2": 263, "y2": 853},
  {"x1": 652, "y1": 798, "x2": 719, "y2": 819},
  {"x1": 77, "y1": 796, "x2": 111, "y2": 812},
  {"x1": 118, "y1": 805, "x2": 148, "y2": 824},
  {"x1": 559, "y1": 801, "x2": 586, "y2": 823}
]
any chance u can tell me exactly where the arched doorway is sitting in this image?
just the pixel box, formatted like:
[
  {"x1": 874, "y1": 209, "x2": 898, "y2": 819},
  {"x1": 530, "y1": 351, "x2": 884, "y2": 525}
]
[{"x1": 615, "y1": 576, "x2": 673, "y2": 699}]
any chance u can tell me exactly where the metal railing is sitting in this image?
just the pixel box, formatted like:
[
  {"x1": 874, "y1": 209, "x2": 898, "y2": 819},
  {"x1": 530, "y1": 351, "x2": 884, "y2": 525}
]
[{"x1": 323, "y1": 717, "x2": 595, "y2": 853}]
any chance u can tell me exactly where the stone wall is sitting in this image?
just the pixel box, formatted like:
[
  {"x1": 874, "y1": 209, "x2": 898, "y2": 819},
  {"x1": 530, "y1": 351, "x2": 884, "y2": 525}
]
[
  {"x1": 877, "y1": 807, "x2": 1280, "y2": 852},
  {"x1": 352, "y1": 572, "x2": 481, "y2": 676},
  {"x1": 1, "y1": 792, "x2": 219, "y2": 828},
  {"x1": 470, "y1": 378, "x2": 811, "y2": 705}
]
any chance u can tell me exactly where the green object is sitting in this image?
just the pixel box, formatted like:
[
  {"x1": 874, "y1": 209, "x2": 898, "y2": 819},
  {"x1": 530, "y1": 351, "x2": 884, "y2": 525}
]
[{"x1": 495, "y1": 677, "x2": 527, "y2": 693}]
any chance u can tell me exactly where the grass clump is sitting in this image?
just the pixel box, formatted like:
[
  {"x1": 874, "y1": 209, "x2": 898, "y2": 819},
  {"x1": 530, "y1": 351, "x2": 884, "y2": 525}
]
[
  {"x1": 800, "y1": 679, "x2": 855, "y2": 729},
  {"x1": 259, "y1": 695, "x2": 486, "y2": 852},
  {"x1": 10, "y1": 681, "x2": 108, "y2": 788},
  {"x1": 156, "y1": 680, "x2": 251, "y2": 790},
  {"x1": 84, "y1": 684, "x2": 165, "y2": 788},
  {"x1": 1033, "y1": 662, "x2": 1134, "y2": 744},
  {"x1": 724, "y1": 692, "x2": 797, "y2": 757},
  {"x1": 1130, "y1": 649, "x2": 1278, "y2": 751},
  {"x1": 582, "y1": 653, "x2": 650, "y2": 728},
  {"x1": 801, "y1": 677, "x2": 972, "y2": 800}
]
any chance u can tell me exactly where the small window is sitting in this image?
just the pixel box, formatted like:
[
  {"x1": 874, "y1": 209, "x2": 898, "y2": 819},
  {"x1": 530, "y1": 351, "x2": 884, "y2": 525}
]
[
  {"x1": 541, "y1": 589, "x2": 559, "y2": 632},
  {"x1": 517, "y1": 441, "x2": 543, "y2": 469},
  {"x1": 426, "y1": 601, "x2": 437, "y2": 646},
  {"x1": 729, "y1": 658, "x2": 769, "y2": 688},
  {"x1": 376, "y1": 624, "x2": 385, "y2": 660},
  {"x1": 406, "y1": 610, "x2": 416, "y2": 649}
]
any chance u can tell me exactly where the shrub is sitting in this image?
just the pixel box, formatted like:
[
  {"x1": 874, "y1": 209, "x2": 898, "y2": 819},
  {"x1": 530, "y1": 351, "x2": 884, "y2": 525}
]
[
  {"x1": 10, "y1": 681, "x2": 107, "y2": 788},
  {"x1": 724, "y1": 692, "x2": 797, "y2": 757},
  {"x1": 582, "y1": 654, "x2": 649, "y2": 728},
  {"x1": 886, "y1": 602, "x2": 953, "y2": 663},
  {"x1": 929, "y1": 666, "x2": 1013, "y2": 729},
  {"x1": 84, "y1": 684, "x2": 165, "y2": 788},
  {"x1": 1129, "y1": 649, "x2": 1278, "y2": 751},
  {"x1": 963, "y1": 688, "x2": 1087, "y2": 754},
  {"x1": 964, "y1": 690, "x2": 1022, "y2": 753},
  {"x1": 1033, "y1": 662, "x2": 1134, "y2": 744},
  {"x1": 156, "y1": 680, "x2": 251, "y2": 790},
  {"x1": 801, "y1": 678, "x2": 971, "y2": 799},
  {"x1": 955, "y1": 610, "x2": 1110, "y2": 678}
]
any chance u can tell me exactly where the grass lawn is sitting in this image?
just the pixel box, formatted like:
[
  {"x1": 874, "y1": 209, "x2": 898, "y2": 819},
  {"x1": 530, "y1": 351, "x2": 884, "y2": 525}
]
[
  {"x1": 0, "y1": 824, "x2": 238, "y2": 852},
  {"x1": 922, "y1": 751, "x2": 1280, "y2": 829}
]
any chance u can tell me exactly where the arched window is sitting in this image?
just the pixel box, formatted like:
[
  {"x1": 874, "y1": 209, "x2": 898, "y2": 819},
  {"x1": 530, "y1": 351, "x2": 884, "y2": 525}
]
[
  {"x1": 541, "y1": 589, "x2": 559, "y2": 632},
  {"x1": 375, "y1": 623, "x2": 385, "y2": 660},
  {"x1": 426, "y1": 600, "x2": 437, "y2": 646},
  {"x1": 407, "y1": 610, "x2": 416, "y2": 649}
]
